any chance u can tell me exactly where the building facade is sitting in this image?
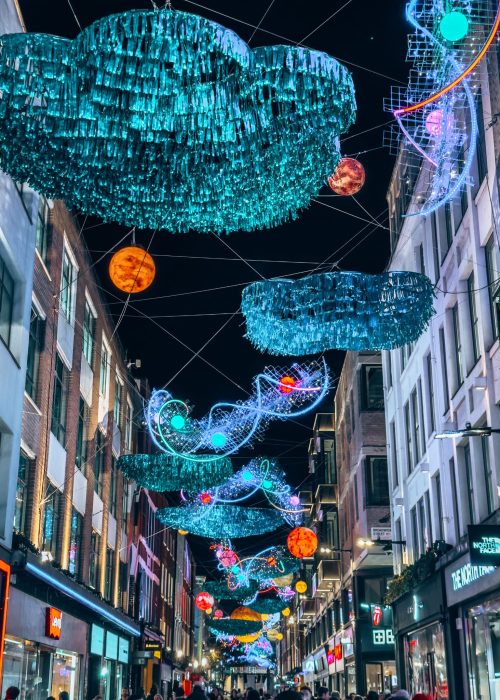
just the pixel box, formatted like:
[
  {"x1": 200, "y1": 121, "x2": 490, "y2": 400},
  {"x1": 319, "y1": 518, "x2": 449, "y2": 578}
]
[
  {"x1": 383, "y1": 41, "x2": 500, "y2": 700},
  {"x1": 334, "y1": 353, "x2": 395, "y2": 697}
]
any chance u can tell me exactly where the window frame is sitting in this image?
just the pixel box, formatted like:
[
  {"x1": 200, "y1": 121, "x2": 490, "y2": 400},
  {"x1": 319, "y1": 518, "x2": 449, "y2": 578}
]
[
  {"x1": 467, "y1": 273, "x2": 480, "y2": 365},
  {"x1": 82, "y1": 298, "x2": 96, "y2": 366},
  {"x1": 25, "y1": 305, "x2": 44, "y2": 401},
  {"x1": 0, "y1": 252, "x2": 15, "y2": 350},
  {"x1": 51, "y1": 354, "x2": 69, "y2": 446},
  {"x1": 451, "y1": 304, "x2": 464, "y2": 388},
  {"x1": 60, "y1": 248, "x2": 76, "y2": 323},
  {"x1": 360, "y1": 365, "x2": 384, "y2": 411},
  {"x1": 364, "y1": 456, "x2": 389, "y2": 506},
  {"x1": 35, "y1": 196, "x2": 50, "y2": 264}
]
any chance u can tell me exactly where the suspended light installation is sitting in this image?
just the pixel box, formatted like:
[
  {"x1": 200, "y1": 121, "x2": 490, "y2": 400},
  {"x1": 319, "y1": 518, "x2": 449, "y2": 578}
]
[
  {"x1": 147, "y1": 360, "x2": 329, "y2": 462},
  {"x1": 0, "y1": 8, "x2": 356, "y2": 232},
  {"x1": 242, "y1": 271, "x2": 435, "y2": 355},
  {"x1": 156, "y1": 505, "x2": 285, "y2": 539},
  {"x1": 108, "y1": 246, "x2": 156, "y2": 294},
  {"x1": 385, "y1": 0, "x2": 500, "y2": 215}
]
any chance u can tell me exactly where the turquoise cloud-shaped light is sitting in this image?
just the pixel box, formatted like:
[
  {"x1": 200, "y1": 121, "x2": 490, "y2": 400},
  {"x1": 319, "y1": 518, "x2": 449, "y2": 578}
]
[{"x1": 0, "y1": 8, "x2": 356, "y2": 233}]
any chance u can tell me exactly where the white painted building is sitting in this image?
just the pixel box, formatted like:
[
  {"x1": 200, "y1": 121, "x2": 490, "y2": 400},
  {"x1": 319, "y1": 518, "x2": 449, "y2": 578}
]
[
  {"x1": 0, "y1": 0, "x2": 37, "y2": 551},
  {"x1": 383, "y1": 49, "x2": 500, "y2": 700}
]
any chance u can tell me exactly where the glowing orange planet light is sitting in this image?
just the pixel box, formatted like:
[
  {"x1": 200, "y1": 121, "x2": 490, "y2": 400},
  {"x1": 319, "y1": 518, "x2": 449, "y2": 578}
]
[
  {"x1": 295, "y1": 580, "x2": 308, "y2": 594},
  {"x1": 109, "y1": 245, "x2": 156, "y2": 293},
  {"x1": 195, "y1": 591, "x2": 215, "y2": 611},
  {"x1": 278, "y1": 376, "x2": 297, "y2": 394},
  {"x1": 287, "y1": 527, "x2": 318, "y2": 559},
  {"x1": 327, "y1": 157, "x2": 365, "y2": 196},
  {"x1": 230, "y1": 606, "x2": 262, "y2": 622}
]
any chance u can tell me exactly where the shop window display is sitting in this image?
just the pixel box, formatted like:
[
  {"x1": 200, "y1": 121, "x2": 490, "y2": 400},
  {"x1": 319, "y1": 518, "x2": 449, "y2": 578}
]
[
  {"x1": 2, "y1": 636, "x2": 80, "y2": 700},
  {"x1": 365, "y1": 661, "x2": 397, "y2": 694},
  {"x1": 405, "y1": 623, "x2": 448, "y2": 699},
  {"x1": 467, "y1": 599, "x2": 500, "y2": 700}
]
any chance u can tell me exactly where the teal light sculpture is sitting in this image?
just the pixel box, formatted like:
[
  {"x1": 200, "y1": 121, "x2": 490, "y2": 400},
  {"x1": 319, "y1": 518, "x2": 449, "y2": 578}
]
[
  {"x1": 204, "y1": 580, "x2": 258, "y2": 601},
  {"x1": 117, "y1": 453, "x2": 233, "y2": 492},
  {"x1": 242, "y1": 271, "x2": 435, "y2": 355},
  {"x1": 0, "y1": 9, "x2": 356, "y2": 232},
  {"x1": 156, "y1": 505, "x2": 284, "y2": 538}
]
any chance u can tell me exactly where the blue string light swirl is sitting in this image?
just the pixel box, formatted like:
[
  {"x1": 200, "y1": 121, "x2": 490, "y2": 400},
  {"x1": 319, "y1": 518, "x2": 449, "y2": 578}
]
[{"x1": 147, "y1": 360, "x2": 329, "y2": 462}]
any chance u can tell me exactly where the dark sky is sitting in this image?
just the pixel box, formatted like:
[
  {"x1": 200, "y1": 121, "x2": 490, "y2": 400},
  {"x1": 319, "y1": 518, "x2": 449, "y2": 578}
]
[{"x1": 19, "y1": 0, "x2": 409, "y2": 572}]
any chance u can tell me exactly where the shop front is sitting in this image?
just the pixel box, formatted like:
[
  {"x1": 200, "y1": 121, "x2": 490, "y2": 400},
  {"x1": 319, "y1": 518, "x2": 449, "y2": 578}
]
[
  {"x1": 88, "y1": 623, "x2": 131, "y2": 700},
  {"x1": 356, "y1": 619, "x2": 396, "y2": 694},
  {"x1": 392, "y1": 573, "x2": 448, "y2": 699},
  {"x1": 313, "y1": 648, "x2": 328, "y2": 692},
  {"x1": 444, "y1": 540, "x2": 500, "y2": 700},
  {"x1": 326, "y1": 634, "x2": 344, "y2": 694},
  {"x1": 2, "y1": 587, "x2": 86, "y2": 700}
]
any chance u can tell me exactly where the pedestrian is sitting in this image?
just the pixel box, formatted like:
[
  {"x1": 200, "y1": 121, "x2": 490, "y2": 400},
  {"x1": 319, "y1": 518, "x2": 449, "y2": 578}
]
[
  {"x1": 59, "y1": 692, "x2": 70, "y2": 700},
  {"x1": 276, "y1": 692, "x2": 301, "y2": 700},
  {"x1": 186, "y1": 677, "x2": 206, "y2": 700},
  {"x1": 147, "y1": 686, "x2": 158, "y2": 700},
  {"x1": 330, "y1": 694, "x2": 340, "y2": 700},
  {"x1": 121, "y1": 690, "x2": 130, "y2": 700},
  {"x1": 411, "y1": 695, "x2": 431, "y2": 700},
  {"x1": 47, "y1": 697, "x2": 56, "y2": 700},
  {"x1": 389, "y1": 692, "x2": 409, "y2": 700},
  {"x1": 300, "y1": 689, "x2": 312, "y2": 700},
  {"x1": 154, "y1": 694, "x2": 163, "y2": 700},
  {"x1": 367, "y1": 692, "x2": 379, "y2": 700},
  {"x1": 4, "y1": 689, "x2": 19, "y2": 700},
  {"x1": 246, "y1": 690, "x2": 260, "y2": 700},
  {"x1": 316, "y1": 689, "x2": 329, "y2": 700}
]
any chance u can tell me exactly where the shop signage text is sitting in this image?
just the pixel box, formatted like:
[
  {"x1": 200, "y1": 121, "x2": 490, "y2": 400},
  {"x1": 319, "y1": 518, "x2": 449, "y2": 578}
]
[
  {"x1": 371, "y1": 527, "x2": 392, "y2": 541},
  {"x1": 45, "y1": 607, "x2": 62, "y2": 639},
  {"x1": 334, "y1": 643, "x2": 343, "y2": 660},
  {"x1": 326, "y1": 650, "x2": 334, "y2": 665},
  {"x1": 450, "y1": 562, "x2": 495, "y2": 591},
  {"x1": 468, "y1": 525, "x2": 500, "y2": 566}
]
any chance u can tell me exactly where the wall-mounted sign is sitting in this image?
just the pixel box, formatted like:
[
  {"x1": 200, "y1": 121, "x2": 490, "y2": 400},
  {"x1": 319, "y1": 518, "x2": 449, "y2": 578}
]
[
  {"x1": 144, "y1": 641, "x2": 162, "y2": 651},
  {"x1": 468, "y1": 525, "x2": 500, "y2": 566},
  {"x1": 371, "y1": 527, "x2": 392, "y2": 541},
  {"x1": 450, "y1": 562, "x2": 495, "y2": 592},
  {"x1": 372, "y1": 605, "x2": 383, "y2": 626},
  {"x1": 326, "y1": 650, "x2": 335, "y2": 666},
  {"x1": 90, "y1": 624, "x2": 105, "y2": 656},
  {"x1": 45, "y1": 607, "x2": 62, "y2": 639},
  {"x1": 105, "y1": 631, "x2": 118, "y2": 660},
  {"x1": 334, "y1": 644, "x2": 343, "y2": 661},
  {"x1": 372, "y1": 628, "x2": 394, "y2": 646}
]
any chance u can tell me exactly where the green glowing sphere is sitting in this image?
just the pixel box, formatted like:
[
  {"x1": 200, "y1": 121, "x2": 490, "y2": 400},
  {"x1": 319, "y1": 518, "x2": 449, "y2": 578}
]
[
  {"x1": 439, "y1": 11, "x2": 469, "y2": 42},
  {"x1": 242, "y1": 470, "x2": 253, "y2": 482},
  {"x1": 170, "y1": 414, "x2": 186, "y2": 430},
  {"x1": 211, "y1": 432, "x2": 227, "y2": 448},
  {"x1": 262, "y1": 480, "x2": 273, "y2": 489}
]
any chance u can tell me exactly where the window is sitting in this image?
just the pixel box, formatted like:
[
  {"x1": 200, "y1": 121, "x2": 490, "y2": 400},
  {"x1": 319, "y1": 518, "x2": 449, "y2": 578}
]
[
  {"x1": 60, "y1": 249, "x2": 76, "y2": 323},
  {"x1": 94, "y1": 430, "x2": 105, "y2": 497},
  {"x1": 389, "y1": 421, "x2": 398, "y2": 488},
  {"x1": 404, "y1": 401, "x2": 414, "y2": 473},
  {"x1": 68, "y1": 509, "x2": 83, "y2": 576},
  {"x1": 125, "y1": 401, "x2": 133, "y2": 452},
  {"x1": 35, "y1": 196, "x2": 50, "y2": 264},
  {"x1": 0, "y1": 253, "x2": 14, "y2": 349},
  {"x1": 360, "y1": 365, "x2": 384, "y2": 410},
  {"x1": 417, "y1": 243, "x2": 426, "y2": 276},
  {"x1": 463, "y1": 443, "x2": 475, "y2": 526},
  {"x1": 354, "y1": 473, "x2": 359, "y2": 521},
  {"x1": 425, "y1": 490, "x2": 433, "y2": 547},
  {"x1": 485, "y1": 236, "x2": 500, "y2": 341},
  {"x1": 42, "y1": 483, "x2": 61, "y2": 559},
  {"x1": 411, "y1": 388, "x2": 421, "y2": 464},
  {"x1": 438, "y1": 204, "x2": 453, "y2": 262},
  {"x1": 452, "y1": 305, "x2": 464, "y2": 387},
  {"x1": 450, "y1": 458, "x2": 461, "y2": 541},
  {"x1": 481, "y1": 439, "x2": 494, "y2": 516},
  {"x1": 122, "y1": 479, "x2": 130, "y2": 535},
  {"x1": 434, "y1": 473, "x2": 444, "y2": 541},
  {"x1": 439, "y1": 327, "x2": 450, "y2": 412},
  {"x1": 25, "y1": 305, "x2": 44, "y2": 400},
  {"x1": 417, "y1": 378, "x2": 426, "y2": 455},
  {"x1": 51, "y1": 355, "x2": 69, "y2": 445},
  {"x1": 475, "y1": 89, "x2": 488, "y2": 186},
  {"x1": 75, "y1": 397, "x2": 88, "y2": 472},
  {"x1": 89, "y1": 531, "x2": 100, "y2": 588},
  {"x1": 411, "y1": 506, "x2": 419, "y2": 560},
  {"x1": 110, "y1": 458, "x2": 117, "y2": 516},
  {"x1": 100, "y1": 343, "x2": 109, "y2": 395},
  {"x1": 425, "y1": 353, "x2": 436, "y2": 434},
  {"x1": 385, "y1": 352, "x2": 392, "y2": 390},
  {"x1": 418, "y1": 498, "x2": 426, "y2": 554},
  {"x1": 467, "y1": 273, "x2": 480, "y2": 364},
  {"x1": 114, "y1": 377, "x2": 122, "y2": 427},
  {"x1": 14, "y1": 453, "x2": 30, "y2": 535},
  {"x1": 82, "y1": 300, "x2": 95, "y2": 366},
  {"x1": 104, "y1": 547, "x2": 114, "y2": 601},
  {"x1": 431, "y1": 212, "x2": 440, "y2": 283},
  {"x1": 365, "y1": 457, "x2": 389, "y2": 506}
]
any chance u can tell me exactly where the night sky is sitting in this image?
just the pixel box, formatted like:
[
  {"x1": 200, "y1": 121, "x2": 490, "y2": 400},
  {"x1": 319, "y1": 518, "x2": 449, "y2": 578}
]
[{"x1": 18, "y1": 0, "x2": 410, "y2": 572}]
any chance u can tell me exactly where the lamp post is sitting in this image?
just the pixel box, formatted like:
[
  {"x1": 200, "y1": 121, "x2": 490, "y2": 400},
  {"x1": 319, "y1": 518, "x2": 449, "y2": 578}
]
[{"x1": 435, "y1": 422, "x2": 500, "y2": 439}]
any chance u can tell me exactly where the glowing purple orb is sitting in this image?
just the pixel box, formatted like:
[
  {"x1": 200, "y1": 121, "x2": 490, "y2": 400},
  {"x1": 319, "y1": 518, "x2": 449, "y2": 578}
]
[
  {"x1": 425, "y1": 110, "x2": 444, "y2": 136},
  {"x1": 290, "y1": 495, "x2": 300, "y2": 506}
]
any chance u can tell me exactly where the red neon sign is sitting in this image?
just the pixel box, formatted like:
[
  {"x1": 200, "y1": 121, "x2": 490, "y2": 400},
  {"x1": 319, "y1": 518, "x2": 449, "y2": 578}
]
[
  {"x1": 334, "y1": 644, "x2": 343, "y2": 661},
  {"x1": 327, "y1": 650, "x2": 335, "y2": 665},
  {"x1": 372, "y1": 605, "x2": 383, "y2": 627}
]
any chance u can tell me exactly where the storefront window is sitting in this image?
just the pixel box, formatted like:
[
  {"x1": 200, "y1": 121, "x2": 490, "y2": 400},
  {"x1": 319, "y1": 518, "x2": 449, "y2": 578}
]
[
  {"x1": 405, "y1": 622, "x2": 448, "y2": 699},
  {"x1": 467, "y1": 598, "x2": 500, "y2": 700},
  {"x1": 365, "y1": 661, "x2": 397, "y2": 693},
  {"x1": 2, "y1": 637, "x2": 80, "y2": 700},
  {"x1": 346, "y1": 663, "x2": 356, "y2": 695}
]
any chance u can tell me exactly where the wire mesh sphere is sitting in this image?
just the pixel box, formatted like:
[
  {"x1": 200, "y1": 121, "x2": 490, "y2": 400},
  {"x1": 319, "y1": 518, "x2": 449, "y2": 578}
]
[
  {"x1": 327, "y1": 157, "x2": 365, "y2": 195},
  {"x1": 216, "y1": 547, "x2": 239, "y2": 568},
  {"x1": 195, "y1": 591, "x2": 215, "y2": 611},
  {"x1": 287, "y1": 527, "x2": 318, "y2": 558},
  {"x1": 108, "y1": 246, "x2": 156, "y2": 293}
]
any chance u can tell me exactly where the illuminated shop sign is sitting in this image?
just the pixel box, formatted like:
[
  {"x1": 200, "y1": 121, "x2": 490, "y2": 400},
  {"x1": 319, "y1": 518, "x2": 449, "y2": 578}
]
[
  {"x1": 334, "y1": 644, "x2": 343, "y2": 660},
  {"x1": 450, "y1": 562, "x2": 495, "y2": 591},
  {"x1": 326, "y1": 650, "x2": 335, "y2": 666},
  {"x1": 45, "y1": 607, "x2": 62, "y2": 639},
  {"x1": 372, "y1": 628, "x2": 394, "y2": 646},
  {"x1": 468, "y1": 525, "x2": 500, "y2": 566}
]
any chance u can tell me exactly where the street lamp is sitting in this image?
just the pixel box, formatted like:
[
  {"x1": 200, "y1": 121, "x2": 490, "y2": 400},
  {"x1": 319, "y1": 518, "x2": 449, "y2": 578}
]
[
  {"x1": 435, "y1": 422, "x2": 500, "y2": 439},
  {"x1": 357, "y1": 537, "x2": 406, "y2": 548}
]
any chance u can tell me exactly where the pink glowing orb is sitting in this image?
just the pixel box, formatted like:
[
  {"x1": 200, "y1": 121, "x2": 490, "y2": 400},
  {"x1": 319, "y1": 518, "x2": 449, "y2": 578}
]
[
  {"x1": 290, "y1": 495, "x2": 300, "y2": 507},
  {"x1": 425, "y1": 109, "x2": 454, "y2": 137},
  {"x1": 216, "y1": 547, "x2": 238, "y2": 568}
]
